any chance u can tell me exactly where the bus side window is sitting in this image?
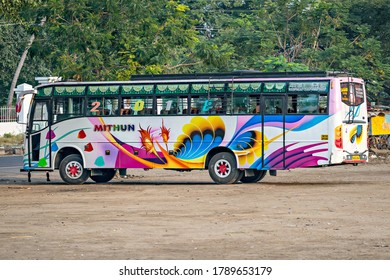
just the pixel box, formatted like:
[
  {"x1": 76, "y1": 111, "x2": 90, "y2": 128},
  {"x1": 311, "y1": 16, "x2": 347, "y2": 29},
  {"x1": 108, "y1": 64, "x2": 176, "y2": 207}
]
[
  {"x1": 158, "y1": 98, "x2": 176, "y2": 115},
  {"x1": 210, "y1": 96, "x2": 225, "y2": 114},
  {"x1": 126, "y1": 98, "x2": 151, "y2": 115},
  {"x1": 104, "y1": 97, "x2": 118, "y2": 116},
  {"x1": 287, "y1": 95, "x2": 297, "y2": 114},
  {"x1": 88, "y1": 98, "x2": 103, "y2": 116},
  {"x1": 176, "y1": 96, "x2": 187, "y2": 115},
  {"x1": 225, "y1": 96, "x2": 233, "y2": 114},
  {"x1": 233, "y1": 96, "x2": 248, "y2": 114},
  {"x1": 32, "y1": 101, "x2": 49, "y2": 132},
  {"x1": 190, "y1": 107, "x2": 199, "y2": 115},
  {"x1": 120, "y1": 109, "x2": 131, "y2": 115},
  {"x1": 295, "y1": 94, "x2": 319, "y2": 114},
  {"x1": 141, "y1": 108, "x2": 153, "y2": 115},
  {"x1": 157, "y1": 97, "x2": 167, "y2": 115},
  {"x1": 190, "y1": 97, "x2": 202, "y2": 114},
  {"x1": 319, "y1": 94, "x2": 328, "y2": 114},
  {"x1": 264, "y1": 97, "x2": 283, "y2": 115},
  {"x1": 249, "y1": 96, "x2": 260, "y2": 114},
  {"x1": 132, "y1": 97, "x2": 153, "y2": 115},
  {"x1": 53, "y1": 97, "x2": 85, "y2": 122},
  {"x1": 121, "y1": 97, "x2": 133, "y2": 115}
]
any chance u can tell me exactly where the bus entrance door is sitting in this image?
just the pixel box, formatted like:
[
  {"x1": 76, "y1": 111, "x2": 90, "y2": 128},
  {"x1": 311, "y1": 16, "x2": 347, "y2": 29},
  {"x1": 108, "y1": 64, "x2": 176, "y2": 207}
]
[
  {"x1": 26, "y1": 100, "x2": 53, "y2": 170},
  {"x1": 261, "y1": 95, "x2": 286, "y2": 169}
]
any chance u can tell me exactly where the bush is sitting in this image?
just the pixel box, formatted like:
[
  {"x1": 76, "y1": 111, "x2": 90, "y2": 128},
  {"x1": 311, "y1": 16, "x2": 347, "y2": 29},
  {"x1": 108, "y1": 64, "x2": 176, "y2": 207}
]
[{"x1": 0, "y1": 133, "x2": 24, "y2": 146}]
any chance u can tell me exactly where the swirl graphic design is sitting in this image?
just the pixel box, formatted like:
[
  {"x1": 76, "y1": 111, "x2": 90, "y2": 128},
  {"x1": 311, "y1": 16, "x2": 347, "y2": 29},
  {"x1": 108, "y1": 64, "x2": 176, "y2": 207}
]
[
  {"x1": 84, "y1": 115, "x2": 328, "y2": 170},
  {"x1": 259, "y1": 142, "x2": 328, "y2": 169},
  {"x1": 174, "y1": 116, "x2": 225, "y2": 160}
]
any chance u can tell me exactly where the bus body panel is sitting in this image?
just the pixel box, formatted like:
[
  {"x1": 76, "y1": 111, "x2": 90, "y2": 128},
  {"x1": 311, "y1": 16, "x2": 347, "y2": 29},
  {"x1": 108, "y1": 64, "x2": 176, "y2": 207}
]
[{"x1": 23, "y1": 114, "x2": 331, "y2": 172}]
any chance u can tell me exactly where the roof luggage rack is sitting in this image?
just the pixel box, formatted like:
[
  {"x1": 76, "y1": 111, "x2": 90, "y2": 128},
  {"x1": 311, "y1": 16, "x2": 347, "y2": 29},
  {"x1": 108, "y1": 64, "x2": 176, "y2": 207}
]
[
  {"x1": 130, "y1": 71, "x2": 329, "y2": 81},
  {"x1": 326, "y1": 71, "x2": 354, "y2": 77}
]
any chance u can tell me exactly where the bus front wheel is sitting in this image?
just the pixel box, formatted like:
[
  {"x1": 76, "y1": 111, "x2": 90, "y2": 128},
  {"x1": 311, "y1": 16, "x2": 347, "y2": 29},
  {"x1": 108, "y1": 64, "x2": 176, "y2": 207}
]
[
  {"x1": 240, "y1": 170, "x2": 266, "y2": 183},
  {"x1": 208, "y1": 152, "x2": 243, "y2": 184},
  {"x1": 59, "y1": 154, "x2": 90, "y2": 184},
  {"x1": 90, "y1": 169, "x2": 116, "y2": 183}
]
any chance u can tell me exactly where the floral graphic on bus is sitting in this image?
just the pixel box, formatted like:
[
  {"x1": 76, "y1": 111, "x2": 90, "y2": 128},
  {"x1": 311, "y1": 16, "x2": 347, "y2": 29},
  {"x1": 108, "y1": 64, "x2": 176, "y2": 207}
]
[
  {"x1": 139, "y1": 125, "x2": 166, "y2": 163},
  {"x1": 160, "y1": 119, "x2": 170, "y2": 145},
  {"x1": 139, "y1": 126, "x2": 156, "y2": 154}
]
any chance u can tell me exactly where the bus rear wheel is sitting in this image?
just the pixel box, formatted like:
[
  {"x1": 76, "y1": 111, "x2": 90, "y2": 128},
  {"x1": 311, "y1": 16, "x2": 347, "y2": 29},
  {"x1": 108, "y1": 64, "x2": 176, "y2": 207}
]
[
  {"x1": 90, "y1": 169, "x2": 116, "y2": 183},
  {"x1": 240, "y1": 170, "x2": 266, "y2": 183},
  {"x1": 208, "y1": 152, "x2": 243, "y2": 184},
  {"x1": 59, "y1": 154, "x2": 90, "y2": 184}
]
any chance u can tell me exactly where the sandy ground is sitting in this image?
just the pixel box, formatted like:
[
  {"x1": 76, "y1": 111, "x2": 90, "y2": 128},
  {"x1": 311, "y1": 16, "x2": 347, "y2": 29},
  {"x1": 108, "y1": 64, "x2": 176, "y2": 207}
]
[{"x1": 0, "y1": 159, "x2": 389, "y2": 260}]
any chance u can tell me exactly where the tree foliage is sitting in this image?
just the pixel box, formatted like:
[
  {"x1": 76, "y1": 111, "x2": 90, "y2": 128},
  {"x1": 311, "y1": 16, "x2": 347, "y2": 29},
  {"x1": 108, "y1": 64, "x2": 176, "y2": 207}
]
[{"x1": 1, "y1": 0, "x2": 389, "y2": 105}]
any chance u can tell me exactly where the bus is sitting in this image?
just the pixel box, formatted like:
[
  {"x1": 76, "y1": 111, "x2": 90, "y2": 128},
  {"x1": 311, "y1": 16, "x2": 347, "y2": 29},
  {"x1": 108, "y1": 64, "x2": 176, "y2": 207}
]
[{"x1": 17, "y1": 71, "x2": 368, "y2": 184}]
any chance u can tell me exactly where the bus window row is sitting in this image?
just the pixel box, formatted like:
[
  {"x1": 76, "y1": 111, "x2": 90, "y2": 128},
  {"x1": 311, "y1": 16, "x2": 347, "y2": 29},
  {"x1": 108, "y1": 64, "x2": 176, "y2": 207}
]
[{"x1": 51, "y1": 93, "x2": 328, "y2": 123}]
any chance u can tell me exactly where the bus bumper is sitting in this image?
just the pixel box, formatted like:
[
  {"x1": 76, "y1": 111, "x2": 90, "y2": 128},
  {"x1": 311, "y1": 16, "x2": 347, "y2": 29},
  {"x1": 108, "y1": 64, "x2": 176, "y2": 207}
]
[{"x1": 343, "y1": 151, "x2": 368, "y2": 164}]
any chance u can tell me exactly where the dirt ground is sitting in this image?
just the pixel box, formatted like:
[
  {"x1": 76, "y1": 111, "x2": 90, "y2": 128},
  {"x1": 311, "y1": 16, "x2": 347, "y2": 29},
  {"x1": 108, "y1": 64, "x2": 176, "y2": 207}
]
[{"x1": 0, "y1": 157, "x2": 389, "y2": 260}]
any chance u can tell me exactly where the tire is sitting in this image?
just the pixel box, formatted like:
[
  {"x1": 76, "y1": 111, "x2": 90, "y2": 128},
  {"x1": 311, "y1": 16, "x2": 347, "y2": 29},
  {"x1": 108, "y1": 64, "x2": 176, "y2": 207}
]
[
  {"x1": 240, "y1": 170, "x2": 266, "y2": 183},
  {"x1": 90, "y1": 169, "x2": 116, "y2": 183},
  {"x1": 59, "y1": 154, "x2": 90, "y2": 184},
  {"x1": 208, "y1": 152, "x2": 243, "y2": 184}
]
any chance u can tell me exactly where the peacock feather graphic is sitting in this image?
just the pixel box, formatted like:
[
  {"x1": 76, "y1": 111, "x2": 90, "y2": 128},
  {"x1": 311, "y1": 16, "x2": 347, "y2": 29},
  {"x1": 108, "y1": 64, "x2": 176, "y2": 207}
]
[{"x1": 174, "y1": 116, "x2": 225, "y2": 160}]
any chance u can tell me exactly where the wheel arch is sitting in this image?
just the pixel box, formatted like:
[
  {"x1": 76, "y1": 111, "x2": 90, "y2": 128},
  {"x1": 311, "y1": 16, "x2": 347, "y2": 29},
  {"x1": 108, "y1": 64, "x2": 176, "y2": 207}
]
[
  {"x1": 54, "y1": 146, "x2": 84, "y2": 169},
  {"x1": 205, "y1": 147, "x2": 237, "y2": 169}
]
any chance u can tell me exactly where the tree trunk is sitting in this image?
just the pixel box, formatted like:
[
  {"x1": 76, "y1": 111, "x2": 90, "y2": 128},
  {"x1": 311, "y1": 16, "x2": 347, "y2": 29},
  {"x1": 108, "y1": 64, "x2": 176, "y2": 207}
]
[{"x1": 7, "y1": 16, "x2": 46, "y2": 107}]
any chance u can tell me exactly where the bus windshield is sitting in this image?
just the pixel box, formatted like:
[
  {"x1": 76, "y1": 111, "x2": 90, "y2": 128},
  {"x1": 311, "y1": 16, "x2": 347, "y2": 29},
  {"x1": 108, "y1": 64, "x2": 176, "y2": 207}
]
[{"x1": 341, "y1": 82, "x2": 364, "y2": 106}]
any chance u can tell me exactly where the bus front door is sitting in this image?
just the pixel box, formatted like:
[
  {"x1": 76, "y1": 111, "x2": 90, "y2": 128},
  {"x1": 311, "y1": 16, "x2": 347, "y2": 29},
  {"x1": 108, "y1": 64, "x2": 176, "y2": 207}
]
[
  {"x1": 261, "y1": 95, "x2": 286, "y2": 169},
  {"x1": 26, "y1": 100, "x2": 53, "y2": 170}
]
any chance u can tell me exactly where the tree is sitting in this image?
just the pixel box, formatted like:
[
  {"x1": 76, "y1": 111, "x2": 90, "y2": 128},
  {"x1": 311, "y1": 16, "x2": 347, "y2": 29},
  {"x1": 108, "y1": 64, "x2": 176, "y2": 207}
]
[
  {"x1": 348, "y1": 0, "x2": 390, "y2": 102},
  {"x1": 115, "y1": 0, "x2": 200, "y2": 77},
  {"x1": 1, "y1": 0, "x2": 389, "y2": 105},
  {"x1": 1, "y1": 0, "x2": 49, "y2": 106},
  {"x1": 0, "y1": 18, "x2": 50, "y2": 106},
  {"x1": 7, "y1": 16, "x2": 46, "y2": 107}
]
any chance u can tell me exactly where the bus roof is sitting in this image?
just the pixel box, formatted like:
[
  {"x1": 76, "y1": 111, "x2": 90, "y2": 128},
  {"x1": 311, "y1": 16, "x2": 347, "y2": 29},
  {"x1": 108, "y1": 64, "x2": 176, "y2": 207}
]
[
  {"x1": 35, "y1": 71, "x2": 358, "y2": 89},
  {"x1": 130, "y1": 71, "x2": 332, "y2": 81}
]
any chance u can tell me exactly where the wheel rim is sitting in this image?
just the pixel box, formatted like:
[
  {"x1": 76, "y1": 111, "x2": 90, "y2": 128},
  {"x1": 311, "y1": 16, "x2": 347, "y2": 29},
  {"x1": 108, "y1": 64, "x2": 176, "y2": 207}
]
[
  {"x1": 65, "y1": 160, "x2": 83, "y2": 179},
  {"x1": 214, "y1": 159, "x2": 231, "y2": 178}
]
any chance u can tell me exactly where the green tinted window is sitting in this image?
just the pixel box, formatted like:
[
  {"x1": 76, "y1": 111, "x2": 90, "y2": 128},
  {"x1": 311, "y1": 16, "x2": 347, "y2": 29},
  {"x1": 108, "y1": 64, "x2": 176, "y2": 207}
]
[
  {"x1": 88, "y1": 85, "x2": 120, "y2": 95},
  {"x1": 263, "y1": 82, "x2": 286, "y2": 93},
  {"x1": 54, "y1": 86, "x2": 86, "y2": 96},
  {"x1": 121, "y1": 85, "x2": 154, "y2": 95}
]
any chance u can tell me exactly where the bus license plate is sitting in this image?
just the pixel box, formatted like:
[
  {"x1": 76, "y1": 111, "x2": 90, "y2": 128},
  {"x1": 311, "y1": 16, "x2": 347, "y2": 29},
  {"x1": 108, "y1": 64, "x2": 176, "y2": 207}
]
[{"x1": 352, "y1": 155, "x2": 361, "y2": 160}]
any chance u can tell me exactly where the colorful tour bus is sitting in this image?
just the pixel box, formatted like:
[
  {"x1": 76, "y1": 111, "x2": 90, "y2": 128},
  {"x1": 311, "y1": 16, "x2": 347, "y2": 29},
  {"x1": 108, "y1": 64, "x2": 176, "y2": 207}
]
[{"x1": 17, "y1": 71, "x2": 368, "y2": 184}]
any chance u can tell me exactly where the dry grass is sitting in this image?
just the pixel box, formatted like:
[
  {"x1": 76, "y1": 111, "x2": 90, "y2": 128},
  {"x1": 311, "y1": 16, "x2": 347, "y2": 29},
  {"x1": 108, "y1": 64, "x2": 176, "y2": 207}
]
[{"x1": 0, "y1": 133, "x2": 24, "y2": 146}]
